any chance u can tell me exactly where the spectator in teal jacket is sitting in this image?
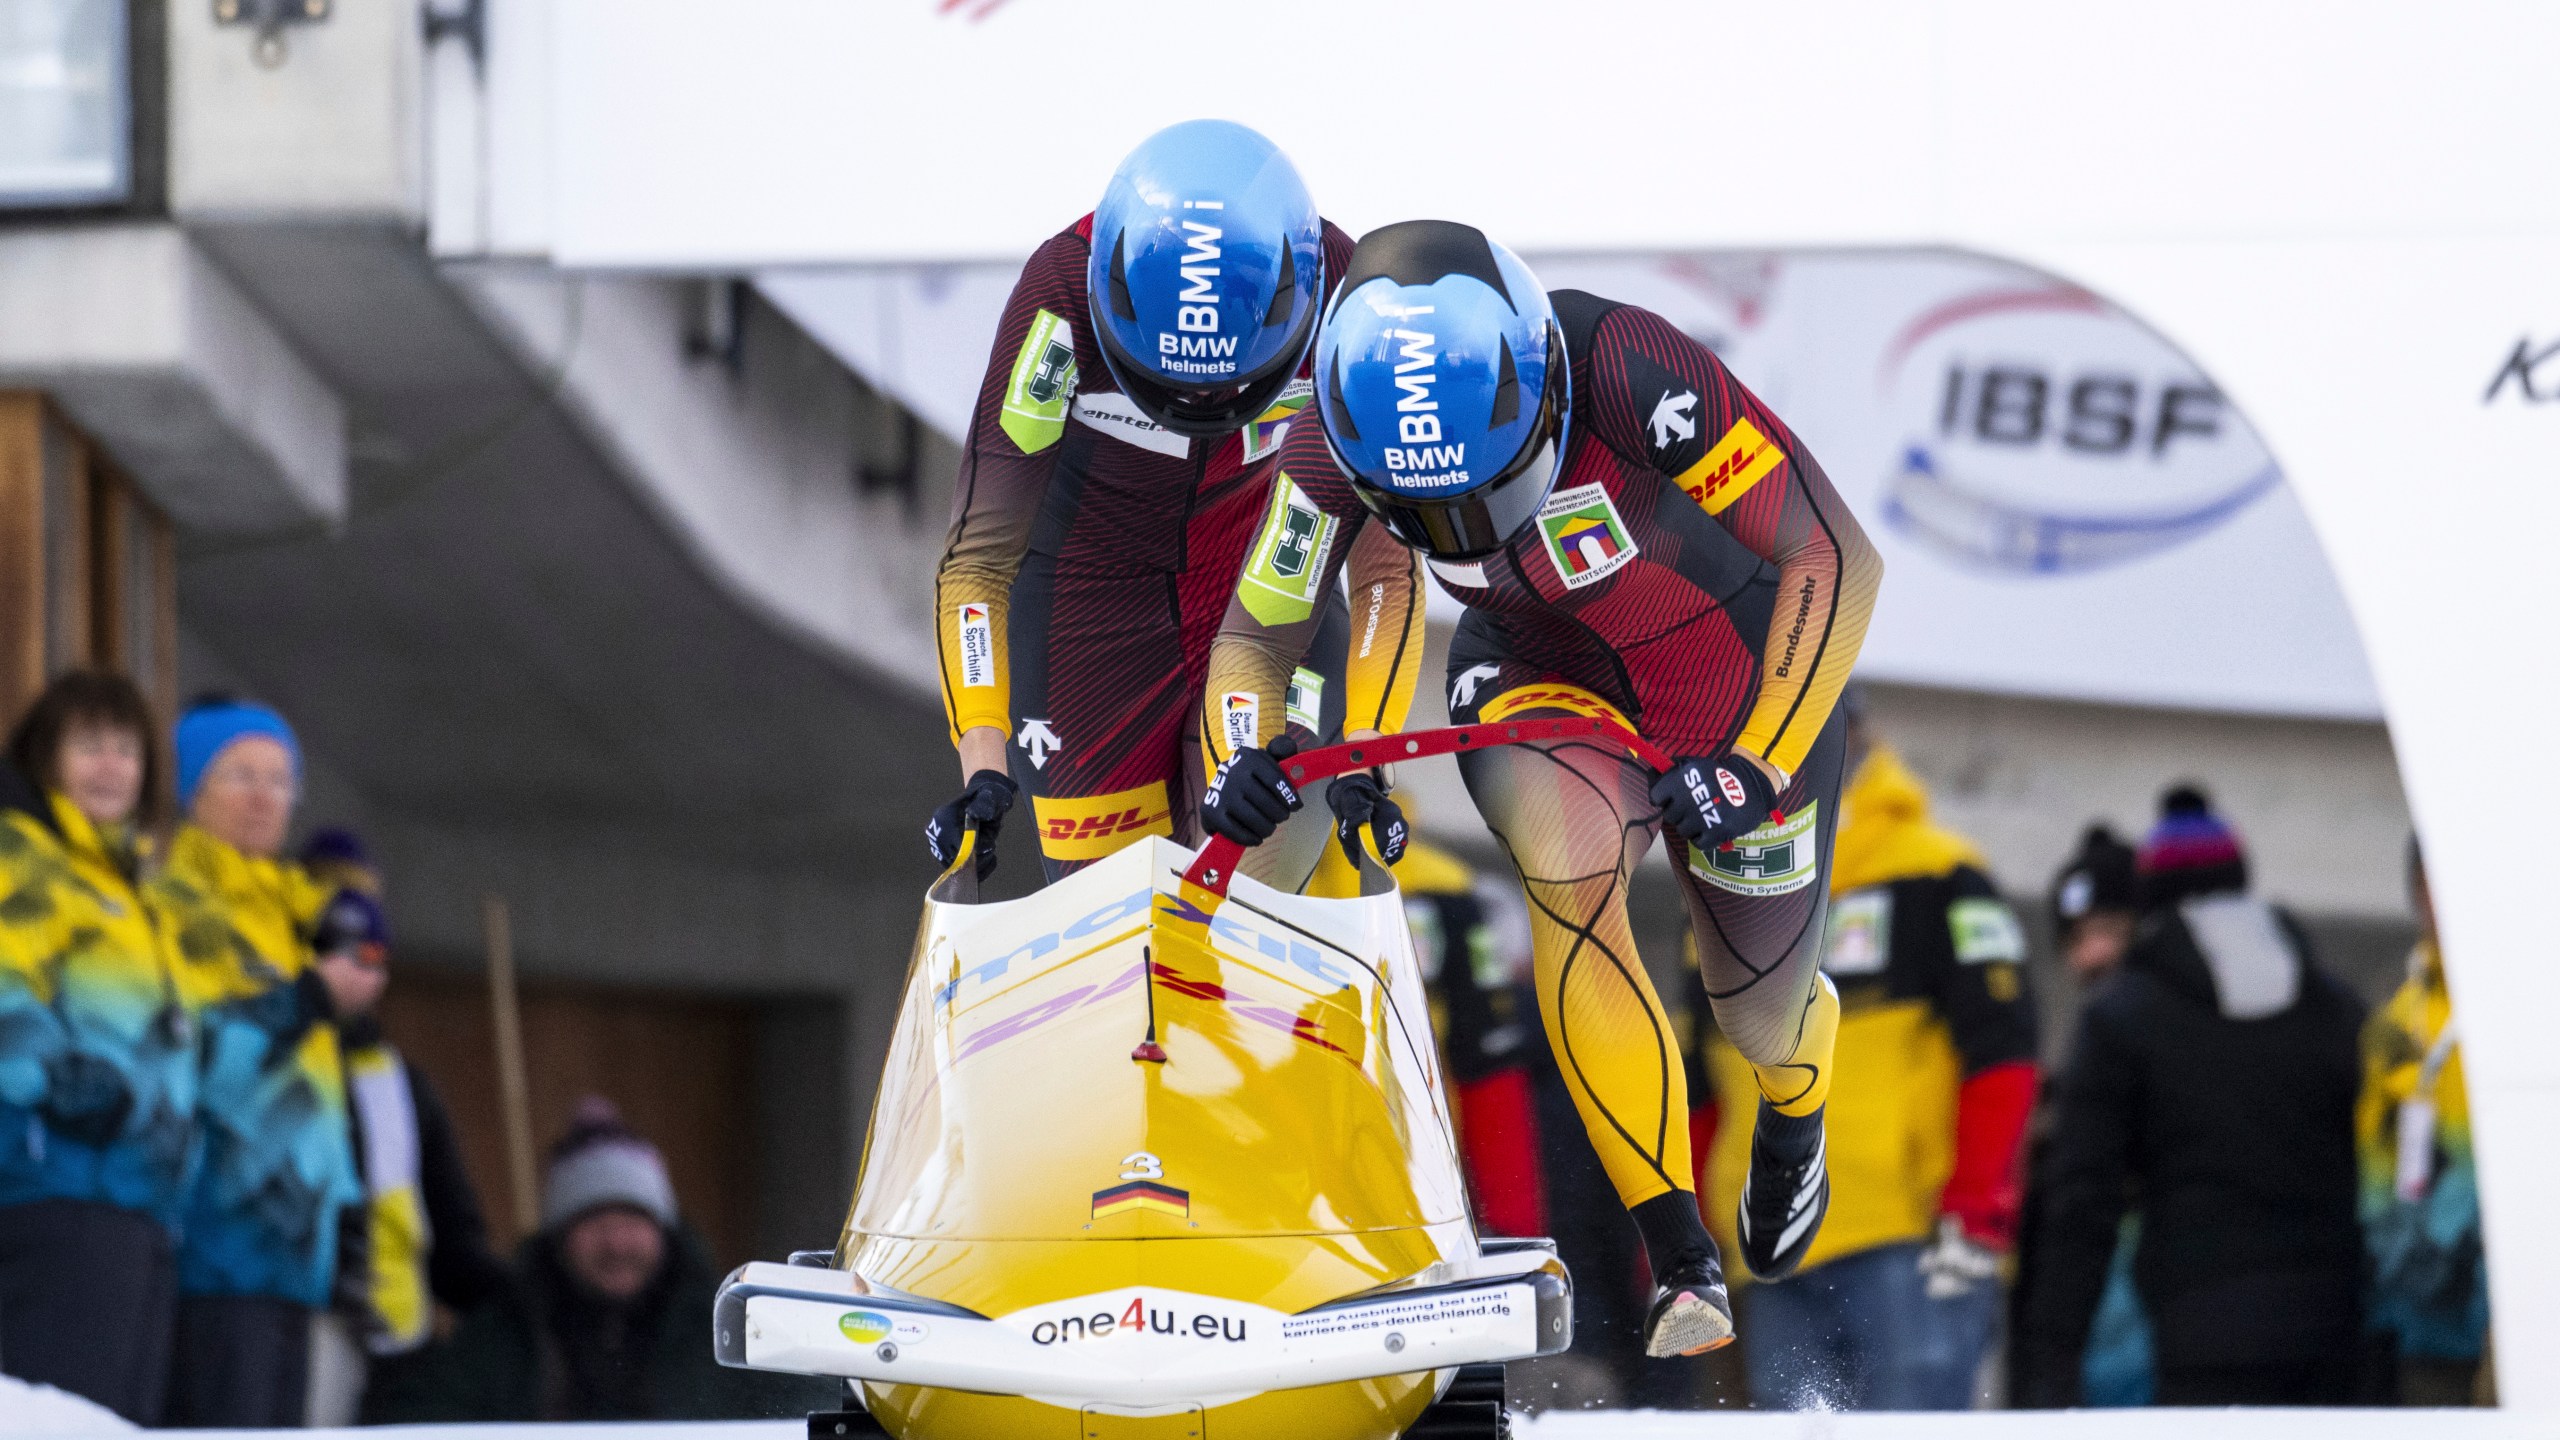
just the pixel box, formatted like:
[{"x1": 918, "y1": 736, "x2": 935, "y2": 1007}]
[
  {"x1": 154, "y1": 698, "x2": 364, "y2": 1428},
  {"x1": 0, "y1": 673, "x2": 186, "y2": 1423}
]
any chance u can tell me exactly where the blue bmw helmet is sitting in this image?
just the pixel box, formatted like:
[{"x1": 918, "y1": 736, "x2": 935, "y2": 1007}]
[
  {"x1": 1315, "y1": 221, "x2": 1569, "y2": 559},
  {"x1": 1087, "y1": 120, "x2": 1325, "y2": 438}
]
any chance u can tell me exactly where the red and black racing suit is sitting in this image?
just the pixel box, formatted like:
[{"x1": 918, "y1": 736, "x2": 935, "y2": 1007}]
[
  {"x1": 1206, "y1": 291, "x2": 1882, "y2": 1214},
  {"x1": 936, "y1": 216, "x2": 1424, "y2": 882}
]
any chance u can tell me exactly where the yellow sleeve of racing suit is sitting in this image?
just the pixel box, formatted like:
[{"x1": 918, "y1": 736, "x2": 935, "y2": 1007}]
[
  {"x1": 934, "y1": 231, "x2": 1086, "y2": 746},
  {"x1": 1340, "y1": 521, "x2": 1426, "y2": 738}
]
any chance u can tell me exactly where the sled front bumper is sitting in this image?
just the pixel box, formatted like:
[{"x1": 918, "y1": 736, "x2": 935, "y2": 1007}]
[{"x1": 713, "y1": 1243, "x2": 1570, "y2": 1404}]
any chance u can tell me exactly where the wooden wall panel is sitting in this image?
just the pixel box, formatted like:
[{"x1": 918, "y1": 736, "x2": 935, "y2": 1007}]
[
  {"x1": 377, "y1": 970, "x2": 761, "y2": 1269},
  {"x1": 0, "y1": 395, "x2": 45, "y2": 723},
  {"x1": 0, "y1": 399, "x2": 173, "y2": 737},
  {"x1": 42, "y1": 422, "x2": 90, "y2": 676},
  {"x1": 90, "y1": 468, "x2": 131, "y2": 675},
  {"x1": 146, "y1": 507, "x2": 177, "y2": 729}
]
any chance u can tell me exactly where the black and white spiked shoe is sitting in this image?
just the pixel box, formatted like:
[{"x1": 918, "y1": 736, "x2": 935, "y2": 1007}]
[
  {"x1": 1736, "y1": 1099, "x2": 1829, "y2": 1280},
  {"x1": 1640, "y1": 1247, "x2": 1735, "y2": 1358}
]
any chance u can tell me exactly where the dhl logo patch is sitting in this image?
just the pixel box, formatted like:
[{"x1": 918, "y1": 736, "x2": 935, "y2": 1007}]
[
  {"x1": 1033, "y1": 781, "x2": 1173, "y2": 861},
  {"x1": 1675, "y1": 417, "x2": 1786, "y2": 516},
  {"x1": 1479, "y1": 683, "x2": 1635, "y2": 732}
]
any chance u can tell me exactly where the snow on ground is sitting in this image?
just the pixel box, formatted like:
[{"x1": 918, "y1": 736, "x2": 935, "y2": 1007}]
[
  {"x1": 0, "y1": 1391, "x2": 2534, "y2": 1440},
  {"x1": 0, "y1": 1376, "x2": 133, "y2": 1437},
  {"x1": 1514, "y1": 1408, "x2": 2538, "y2": 1438}
]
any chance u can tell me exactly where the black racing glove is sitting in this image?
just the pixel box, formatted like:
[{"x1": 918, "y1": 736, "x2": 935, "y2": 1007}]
[
  {"x1": 1201, "y1": 736, "x2": 1302, "y2": 847},
  {"x1": 1649, "y1": 751, "x2": 1781, "y2": 853},
  {"x1": 926, "y1": 770, "x2": 1017, "y2": 879},
  {"x1": 1326, "y1": 771, "x2": 1408, "y2": 868}
]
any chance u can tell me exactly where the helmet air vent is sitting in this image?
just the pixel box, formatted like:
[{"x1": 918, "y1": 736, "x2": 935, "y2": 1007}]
[
  {"x1": 1489, "y1": 339, "x2": 1520, "y2": 428},
  {"x1": 1107, "y1": 232, "x2": 1138, "y2": 321},
  {"x1": 1328, "y1": 354, "x2": 1361, "y2": 442},
  {"x1": 1263, "y1": 242, "x2": 1296, "y2": 327}
]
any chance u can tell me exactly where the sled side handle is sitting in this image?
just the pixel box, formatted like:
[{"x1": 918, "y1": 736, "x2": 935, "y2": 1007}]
[
  {"x1": 1181, "y1": 717, "x2": 1674, "y2": 898},
  {"x1": 929, "y1": 820, "x2": 985, "y2": 905}
]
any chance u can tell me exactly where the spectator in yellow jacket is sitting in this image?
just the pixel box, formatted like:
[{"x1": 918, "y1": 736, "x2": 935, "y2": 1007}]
[
  {"x1": 155, "y1": 697, "x2": 362, "y2": 1428},
  {"x1": 2357, "y1": 838, "x2": 2489, "y2": 1404},
  {"x1": 1697, "y1": 700, "x2": 2038, "y2": 1409},
  {"x1": 0, "y1": 672, "x2": 186, "y2": 1423}
]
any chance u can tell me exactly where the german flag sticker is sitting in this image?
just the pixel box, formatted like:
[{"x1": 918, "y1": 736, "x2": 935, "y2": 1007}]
[{"x1": 1091, "y1": 1180, "x2": 1190, "y2": 1220}]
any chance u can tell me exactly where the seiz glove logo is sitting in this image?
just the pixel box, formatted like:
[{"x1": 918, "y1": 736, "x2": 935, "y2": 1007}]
[
  {"x1": 1681, "y1": 764, "x2": 1727, "y2": 832},
  {"x1": 1206, "y1": 759, "x2": 1297, "y2": 811},
  {"x1": 1654, "y1": 749, "x2": 1779, "y2": 858},
  {"x1": 1325, "y1": 770, "x2": 1406, "y2": 868},
  {"x1": 1199, "y1": 738, "x2": 1303, "y2": 847}
]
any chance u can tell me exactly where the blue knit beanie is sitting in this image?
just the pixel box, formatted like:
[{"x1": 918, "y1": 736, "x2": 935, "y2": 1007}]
[{"x1": 174, "y1": 697, "x2": 300, "y2": 809}]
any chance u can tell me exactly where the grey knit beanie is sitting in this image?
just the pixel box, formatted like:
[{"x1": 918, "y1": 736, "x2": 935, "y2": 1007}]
[{"x1": 540, "y1": 1096, "x2": 677, "y2": 1232}]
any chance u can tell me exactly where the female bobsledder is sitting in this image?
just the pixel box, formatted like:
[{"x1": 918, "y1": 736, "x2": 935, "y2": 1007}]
[
  {"x1": 924, "y1": 119, "x2": 1421, "y2": 891},
  {"x1": 1198, "y1": 220, "x2": 1883, "y2": 1358}
]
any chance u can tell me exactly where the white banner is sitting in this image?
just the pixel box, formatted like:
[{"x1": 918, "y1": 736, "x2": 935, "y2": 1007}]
[
  {"x1": 765, "y1": 247, "x2": 2379, "y2": 720},
  {"x1": 1531, "y1": 251, "x2": 2379, "y2": 718}
]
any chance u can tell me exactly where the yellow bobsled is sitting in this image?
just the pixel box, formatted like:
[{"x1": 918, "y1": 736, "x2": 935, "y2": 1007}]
[{"x1": 715, "y1": 720, "x2": 1669, "y2": 1440}]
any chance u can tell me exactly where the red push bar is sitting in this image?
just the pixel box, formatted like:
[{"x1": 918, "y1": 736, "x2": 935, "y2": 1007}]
[{"x1": 1180, "y1": 717, "x2": 1675, "y2": 898}]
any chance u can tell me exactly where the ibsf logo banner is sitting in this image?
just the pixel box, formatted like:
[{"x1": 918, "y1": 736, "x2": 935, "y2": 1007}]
[{"x1": 1877, "y1": 287, "x2": 2280, "y2": 575}]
